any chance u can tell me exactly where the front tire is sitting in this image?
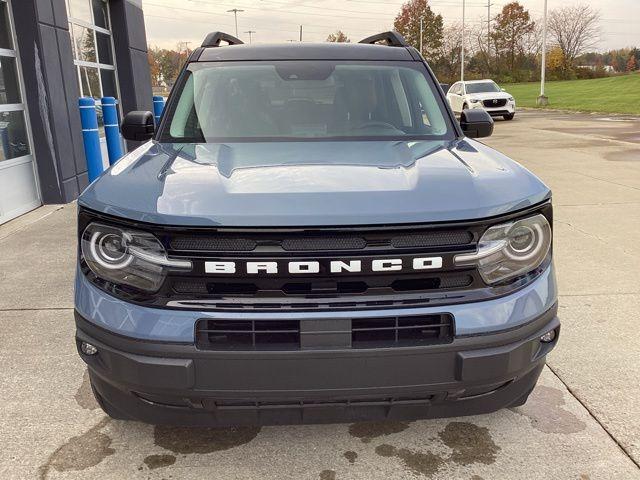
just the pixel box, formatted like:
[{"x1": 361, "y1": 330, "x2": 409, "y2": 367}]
[{"x1": 503, "y1": 113, "x2": 515, "y2": 120}]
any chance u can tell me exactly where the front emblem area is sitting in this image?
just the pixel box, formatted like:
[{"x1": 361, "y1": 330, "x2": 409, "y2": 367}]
[{"x1": 204, "y1": 256, "x2": 444, "y2": 275}]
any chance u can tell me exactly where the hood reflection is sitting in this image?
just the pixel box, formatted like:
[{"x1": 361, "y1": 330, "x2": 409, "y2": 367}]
[{"x1": 80, "y1": 139, "x2": 550, "y2": 227}]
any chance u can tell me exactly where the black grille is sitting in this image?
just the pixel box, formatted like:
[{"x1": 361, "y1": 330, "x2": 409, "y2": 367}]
[
  {"x1": 171, "y1": 236, "x2": 257, "y2": 252},
  {"x1": 483, "y1": 98, "x2": 507, "y2": 107},
  {"x1": 168, "y1": 229, "x2": 473, "y2": 253},
  {"x1": 391, "y1": 231, "x2": 472, "y2": 248},
  {"x1": 195, "y1": 314, "x2": 453, "y2": 351},
  {"x1": 391, "y1": 274, "x2": 472, "y2": 291},
  {"x1": 487, "y1": 110, "x2": 510, "y2": 116},
  {"x1": 173, "y1": 274, "x2": 473, "y2": 297},
  {"x1": 352, "y1": 314, "x2": 453, "y2": 348},
  {"x1": 282, "y1": 237, "x2": 367, "y2": 251},
  {"x1": 196, "y1": 319, "x2": 300, "y2": 351},
  {"x1": 162, "y1": 225, "x2": 480, "y2": 310}
]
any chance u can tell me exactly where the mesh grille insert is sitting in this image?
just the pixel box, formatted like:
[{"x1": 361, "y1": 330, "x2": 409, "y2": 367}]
[
  {"x1": 170, "y1": 230, "x2": 472, "y2": 252},
  {"x1": 391, "y1": 275, "x2": 473, "y2": 292},
  {"x1": 173, "y1": 280, "x2": 208, "y2": 294},
  {"x1": 170, "y1": 237, "x2": 257, "y2": 252},
  {"x1": 391, "y1": 231, "x2": 473, "y2": 248},
  {"x1": 282, "y1": 237, "x2": 367, "y2": 251}
]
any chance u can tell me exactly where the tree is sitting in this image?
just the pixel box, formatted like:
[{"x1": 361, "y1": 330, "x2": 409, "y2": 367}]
[
  {"x1": 491, "y1": 2, "x2": 535, "y2": 75},
  {"x1": 393, "y1": 0, "x2": 443, "y2": 57},
  {"x1": 466, "y1": 23, "x2": 491, "y2": 76},
  {"x1": 627, "y1": 55, "x2": 638, "y2": 72},
  {"x1": 326, "y1": 31, "x2": 350, "y2": 43},
  {"x1": 547, "y1": 46, "x2": 565, "y2": 71},
  {"x1": 152, "y1": 46, "x2": 190, "y2": 87},
  {"x1": 611, "y1": 57, "x2": 620, "y2": 72},
  {"x1": 432, "y1": 25, "x2": 462, "y2": 82},
  {"x1": 548, "y1": 4, "x2": 600, "y2": 70},
  {"x1": 147, "y1": 46, "x2": 162, "y2": 87}
]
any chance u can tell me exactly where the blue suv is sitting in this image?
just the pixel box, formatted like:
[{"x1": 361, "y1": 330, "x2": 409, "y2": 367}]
[{"x1": 74, "y1": 31, "x2": 559, "y2": 426}]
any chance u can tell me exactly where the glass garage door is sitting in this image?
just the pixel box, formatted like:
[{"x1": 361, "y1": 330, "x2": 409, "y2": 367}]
[
  {"x1": 67, "y1": 0, "x2": 122, "y2": 168},
  {"x1": 66, "y1": 0, "x2": 120, "y2": 135},
  {"x1": 0, "y1": 0, "x2": 40, "y2": 224}
]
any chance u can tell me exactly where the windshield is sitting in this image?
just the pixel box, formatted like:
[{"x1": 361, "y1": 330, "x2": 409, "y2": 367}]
[
  {"x1": 160, "y1": 61, "x2": 453, "y2": 142},
  {"x1": 465, "y1": 81, "x2": 501, "y2": 94}
]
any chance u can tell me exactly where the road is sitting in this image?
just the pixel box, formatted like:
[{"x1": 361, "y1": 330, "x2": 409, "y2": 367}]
[{"x1": 1, "y1": 110, "x2": 639, "y2": 479}]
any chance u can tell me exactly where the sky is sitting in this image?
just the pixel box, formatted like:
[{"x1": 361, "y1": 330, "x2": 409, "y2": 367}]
[{"x1": 142, "y1": 0, "x2": 639, "y2": 52}]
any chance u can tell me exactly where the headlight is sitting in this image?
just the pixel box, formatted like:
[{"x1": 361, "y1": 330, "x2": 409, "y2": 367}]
[
  {"x1": 81, "y1": 222, "x2": 191, "y2": 292},
  {"x1": 454, "y1": 214, "x2": 551, "y2": 285},
  {"x1": 469, "y1": 98, "x2": 481, "y2": 103},
  {"x1": 508, "y1": 96, "x2": 515, "y2": 102}
]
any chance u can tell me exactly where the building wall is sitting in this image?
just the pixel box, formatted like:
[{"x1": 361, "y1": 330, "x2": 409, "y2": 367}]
[
  {"x1": 9, "y1": 0, "x2": 151, "y2": 204},
  {"x1": 110, "y1": 0, "x2": 152, "y2": 121}
]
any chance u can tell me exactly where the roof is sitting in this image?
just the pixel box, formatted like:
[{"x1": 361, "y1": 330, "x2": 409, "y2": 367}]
[
  {"x1": 463, "y1": 79, "x2": 496, "y2": 84},
  {"x1": 197, "y1": 42, "x2": 416, "y2": 62}
]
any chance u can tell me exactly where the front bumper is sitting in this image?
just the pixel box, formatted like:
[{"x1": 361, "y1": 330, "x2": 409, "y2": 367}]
[
  {"x1": 469, "y1": 102, "x2": 516, "y2": 116},
  {"x1": 76, "y1": 303, "x2": 559, "y2": 426}
]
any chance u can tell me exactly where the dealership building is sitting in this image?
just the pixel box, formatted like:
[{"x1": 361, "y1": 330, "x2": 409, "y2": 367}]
[{"x1": 0, "y1": 0, "x2": 152, "y2": 224}]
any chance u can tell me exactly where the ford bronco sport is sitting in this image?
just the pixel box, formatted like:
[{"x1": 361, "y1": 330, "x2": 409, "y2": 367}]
[{"x1": 74, "y1": 31, "x2": 559, "y2": 426}]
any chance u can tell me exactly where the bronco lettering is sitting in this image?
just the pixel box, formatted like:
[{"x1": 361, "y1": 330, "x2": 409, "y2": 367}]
[{"x1": 205, "y1": 257, "x2": 444, "y2": 275}]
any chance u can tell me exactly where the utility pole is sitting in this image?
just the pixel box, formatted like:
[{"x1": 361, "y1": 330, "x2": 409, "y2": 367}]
[
  {"x1": 461, "y1": 0, "x2": 465, "y2": 81},
  {"x1": 537, "y1": 0, "x2": 549, "y2": 106},
  {"x1": 227, "y1": 8, "x2": 244, "y2": 38},
  {"x1": 487, "y1": 0, "x2": 493, "y2": 69},
  {"x1": 419, "y1": 18, "x2": 423, "y2": 55},
  {"x1": 299, "y1": 25, "x2": 303, "y2": 42},
  {"x1": 244, "y1": 30, "x2": 255, "y2": 44},
  {"x1": 177, "y1": 41, "x2": 191, "y2": 55}
]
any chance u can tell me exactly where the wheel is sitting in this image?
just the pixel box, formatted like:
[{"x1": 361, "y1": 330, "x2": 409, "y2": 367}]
[{"x1": 503, "y1": 113, "x2": 515, "y2": 120}]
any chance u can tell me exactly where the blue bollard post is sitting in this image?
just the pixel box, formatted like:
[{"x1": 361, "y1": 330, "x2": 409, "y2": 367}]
[
  {"x1": 79, "y1": 97, "x2": 103, "y2": 182},
  {"x1": 101, "y1": 96, "x2": 123, "y2": 165},
  {"x1": 153, "y1": 95, "x2": 165, "y2": 126}
]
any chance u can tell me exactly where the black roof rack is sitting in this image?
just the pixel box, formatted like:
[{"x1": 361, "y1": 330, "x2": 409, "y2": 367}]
[
  {"x1": 201, "y1": 31, "x2": 244, "y2": 47},
  {"x1": 359, "y1": 31, "x2": 408, "y2": 47}
]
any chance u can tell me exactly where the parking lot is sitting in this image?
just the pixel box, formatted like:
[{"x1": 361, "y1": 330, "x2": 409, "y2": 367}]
[{"x1": 1, "y1": 110, "x2": 639, "y2": 480}]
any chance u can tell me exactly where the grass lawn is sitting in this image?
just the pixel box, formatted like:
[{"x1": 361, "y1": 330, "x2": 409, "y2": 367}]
[{"x1": 503, "y1": 73, "x2": 640, "y2": 115}]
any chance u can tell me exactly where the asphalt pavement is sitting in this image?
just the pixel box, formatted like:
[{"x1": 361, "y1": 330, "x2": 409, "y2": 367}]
[{"x1": 0, "y1": 110, "x2": 639, "y2": 479}]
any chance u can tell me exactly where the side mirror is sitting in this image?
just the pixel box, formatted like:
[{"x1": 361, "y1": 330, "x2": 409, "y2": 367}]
[
  {"x1": 121, "y1": 111, "x2": 155, "y2": 141},
  {"x1": 460, "y1": 109, "x2": 494, "y2": 138},
  {"x1": 501, "y1": 88, "x2": 506, "y2": 92}
]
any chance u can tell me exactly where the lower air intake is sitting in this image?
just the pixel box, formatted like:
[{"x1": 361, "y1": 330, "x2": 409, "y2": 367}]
[
  {"x1": 351, "y1": 314, "x2": 454, "y2": 349},
  {"x1": 195, "y1": 314, "x2": 454, "y2": 351},
  {"x1": 196, "y1": 319, "x2": 300, "y2": 351}
]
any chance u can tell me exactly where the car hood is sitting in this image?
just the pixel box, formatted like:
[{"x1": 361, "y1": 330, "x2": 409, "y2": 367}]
[
  {"x1": 466, "y1": 91, "x2": 512, "y2": 100},
  {"x1": 79, "y1": 139, "x2": 550, "y2": 226}
]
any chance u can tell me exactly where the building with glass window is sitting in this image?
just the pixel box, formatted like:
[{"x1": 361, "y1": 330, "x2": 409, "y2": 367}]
[{"x1": 0, "y1": 0, "x2": 151, "y2": 224}]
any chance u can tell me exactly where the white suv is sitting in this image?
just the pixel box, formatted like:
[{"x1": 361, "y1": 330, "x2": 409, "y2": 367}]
[{"x1": 447, "y1": 80, "x2": 516, "y2": 120}]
